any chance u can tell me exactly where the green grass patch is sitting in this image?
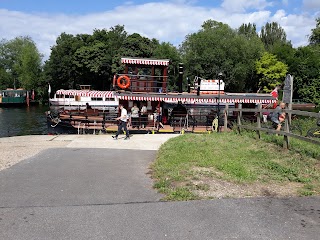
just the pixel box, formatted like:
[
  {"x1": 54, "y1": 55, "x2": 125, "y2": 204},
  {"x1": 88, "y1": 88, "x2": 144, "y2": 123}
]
[{"x1": 151, "y1": 132, "x2": 320, "y2": 201}]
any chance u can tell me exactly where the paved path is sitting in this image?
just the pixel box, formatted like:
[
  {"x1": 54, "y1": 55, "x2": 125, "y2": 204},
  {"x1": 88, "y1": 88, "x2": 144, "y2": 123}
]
[{"x1": 0, "y1": 134, "x2": 320, "y2": 239}]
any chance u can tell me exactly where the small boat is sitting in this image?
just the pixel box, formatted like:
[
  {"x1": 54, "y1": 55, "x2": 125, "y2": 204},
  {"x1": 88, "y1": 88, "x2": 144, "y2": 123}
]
[
  {"x1": 49, "y1": 85, "x2": 118, "y2": 110},
  {"x1": 0, "y1": 89, "x2": 28, "y2": 106}
]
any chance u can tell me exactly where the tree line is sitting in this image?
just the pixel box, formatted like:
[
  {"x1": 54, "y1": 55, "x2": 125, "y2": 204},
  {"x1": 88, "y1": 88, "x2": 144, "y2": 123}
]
[{"x1": 0, "y1": 18, "x2": 319, "y2": 105}]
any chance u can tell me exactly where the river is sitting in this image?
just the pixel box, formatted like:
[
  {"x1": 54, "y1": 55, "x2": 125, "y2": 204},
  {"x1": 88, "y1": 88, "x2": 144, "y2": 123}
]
[{"x1": 0, "y1": 105, "x2": 49, "y2": 138}]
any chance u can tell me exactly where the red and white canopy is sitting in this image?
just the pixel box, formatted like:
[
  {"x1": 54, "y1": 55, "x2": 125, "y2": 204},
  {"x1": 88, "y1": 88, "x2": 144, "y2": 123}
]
[
  {"x1": 121, "y1": 57, "x2": 170, "y2": 66},
  {"x1": 116, "y1": 93, "x2": 276, "y2": 104},
  {"x1": 55, "y1": 90, "x2": 114, "y2": 98}
]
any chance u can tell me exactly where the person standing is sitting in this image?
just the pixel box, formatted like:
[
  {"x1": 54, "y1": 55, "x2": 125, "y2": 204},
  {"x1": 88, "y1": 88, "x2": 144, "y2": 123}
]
[
  {"x1": 140, "y1": 103, "x2": 148, "y2": 128},
  {"x1": 113, "y1": 104, "x2": 130, "y2": 140},
  {"x1": 131, "y1": 103, "x2": 140, "y2": 128}
]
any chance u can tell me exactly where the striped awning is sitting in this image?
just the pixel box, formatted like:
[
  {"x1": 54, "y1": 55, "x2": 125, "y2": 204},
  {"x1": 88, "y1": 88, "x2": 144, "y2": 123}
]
[
  {"x1": 121, "y1": 57, "x2": 170, "y2": 66},
  {"x1": 116, "y1": 93, "x2": 276, "y2": 104},
  {"x1": 55, "y1": 90, "x2": 114, "y2": 98}
]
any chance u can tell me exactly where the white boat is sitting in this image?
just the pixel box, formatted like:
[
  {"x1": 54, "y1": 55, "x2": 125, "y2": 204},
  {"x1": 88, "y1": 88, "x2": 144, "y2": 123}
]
[{"x1": 49, "y1": 85, "x2": 119, "y2": 110}]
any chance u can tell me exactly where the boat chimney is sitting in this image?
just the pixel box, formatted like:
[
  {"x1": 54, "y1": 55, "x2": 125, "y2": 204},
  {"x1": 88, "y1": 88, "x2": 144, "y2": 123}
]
[{"x1": 178, "y1": 63, "x2": 183, "y2": 93}]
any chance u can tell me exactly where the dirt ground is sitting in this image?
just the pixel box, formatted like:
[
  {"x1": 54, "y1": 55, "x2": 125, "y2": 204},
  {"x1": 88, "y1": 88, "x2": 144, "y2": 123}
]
[{"x1": 190, "y1": 167, "x2": 304, "y2": 199}]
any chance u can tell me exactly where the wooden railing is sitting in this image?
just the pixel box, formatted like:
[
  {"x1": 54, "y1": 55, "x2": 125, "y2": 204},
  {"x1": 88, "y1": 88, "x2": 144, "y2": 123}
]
[{"x1": 225, "y1": 104, "x2": 320, "y2": 148}]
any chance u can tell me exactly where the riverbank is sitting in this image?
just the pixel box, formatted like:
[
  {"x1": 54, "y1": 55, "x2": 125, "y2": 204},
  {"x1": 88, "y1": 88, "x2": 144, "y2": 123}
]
[{"x1": 0, "y1": 134, "x2": 179, "y2": 171}]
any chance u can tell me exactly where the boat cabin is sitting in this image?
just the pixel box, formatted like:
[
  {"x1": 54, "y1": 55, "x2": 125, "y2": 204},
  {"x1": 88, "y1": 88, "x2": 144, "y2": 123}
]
[
  {"x1": 0, "y1": 89, "x2": 27, "y2": 105},
  {"x1": 113, "y1": 57, "x2": 169, "y2": 93}
]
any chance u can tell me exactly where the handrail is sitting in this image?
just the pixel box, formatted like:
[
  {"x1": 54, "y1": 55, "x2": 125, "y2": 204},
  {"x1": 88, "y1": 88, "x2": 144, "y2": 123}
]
[{"x1": 228, "y1": 105, "x2": 320, "y2": 148}]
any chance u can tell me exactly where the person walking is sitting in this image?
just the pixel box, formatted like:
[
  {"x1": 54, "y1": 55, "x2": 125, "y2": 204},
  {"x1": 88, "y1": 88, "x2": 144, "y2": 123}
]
[{"x1": 112, "y1": 104, "x2": 130, "y2": 140}]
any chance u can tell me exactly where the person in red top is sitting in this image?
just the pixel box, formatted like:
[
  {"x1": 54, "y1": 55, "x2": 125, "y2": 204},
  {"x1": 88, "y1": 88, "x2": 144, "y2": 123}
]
[{"x1": 271, "y1": 85, "x2": 281, "y2": 108}]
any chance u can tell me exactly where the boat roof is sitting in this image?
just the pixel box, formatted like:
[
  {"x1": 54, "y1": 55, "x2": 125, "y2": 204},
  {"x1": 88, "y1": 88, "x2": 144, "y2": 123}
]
[
  {"x1": 56, "y1": 89, "x2": 114, "y2": 98},
  {"x1": 54, "y1": 89, "x2": 276, "y2": 104},
  {"x1": 121, "y1": 57, "x2": 170, "y2": 66},
  {"x1": 115, "y1": 92, "x2": 276, "y2": 104}
]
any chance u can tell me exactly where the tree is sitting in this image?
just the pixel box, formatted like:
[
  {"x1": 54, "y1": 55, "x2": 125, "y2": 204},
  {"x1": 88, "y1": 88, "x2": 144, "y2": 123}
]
[
  {"x1": 289, "y1": 45, "x2": 320, "y2": 104},
  {"x1": 0, "y1": 36, "x2": 43, "y2": 91},
  {"x1": 309, "y1": 17, "x2": 320, "y2": 45},
  {"x1": 44, "y1": 33, "x2": 85, "y2": 92},
  {"x1": 255, "y1": 52, "x2": 288, "y2": 92},
  {"x1": 238, "y1": 23, "x2": 258, "y2": 38},
  {"x1": 181, "y1": 19, "x2": 264, "y2": 92},
  {"x1": 153, "y1": 42, "x2": 181, "y2": 91},
  {"x1": 260, "y1": 22, "x2": 289, "y2": 51}
]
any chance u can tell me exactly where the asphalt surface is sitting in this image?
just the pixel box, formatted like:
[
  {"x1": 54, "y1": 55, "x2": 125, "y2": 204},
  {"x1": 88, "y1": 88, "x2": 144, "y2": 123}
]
[{"x1": 0, "y1": 135, "x2": 320, "y2": 239}]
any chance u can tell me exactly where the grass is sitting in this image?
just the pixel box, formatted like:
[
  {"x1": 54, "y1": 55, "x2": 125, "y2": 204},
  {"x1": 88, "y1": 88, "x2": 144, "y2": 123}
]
[{"x1": 151, "y1": 132, "x2": 320, "y2": 201}]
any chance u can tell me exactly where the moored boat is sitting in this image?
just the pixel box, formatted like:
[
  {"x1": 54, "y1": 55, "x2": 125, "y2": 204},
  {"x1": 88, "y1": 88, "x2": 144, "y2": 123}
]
[
  {"x1": 49, "y1": 85, "x2": 118, "y2": 110},
  {"x1": 0, "y1": 89, "x2": 28, "y2": 106},
  {"x1": 47, "y1": 57, "x2": 277, "y2": 135}
]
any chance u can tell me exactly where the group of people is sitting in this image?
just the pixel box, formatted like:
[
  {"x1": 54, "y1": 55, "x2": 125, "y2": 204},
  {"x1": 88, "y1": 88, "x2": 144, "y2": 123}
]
[{"x1": 112, "y1": 102, "x2": 163, "y2": 140}]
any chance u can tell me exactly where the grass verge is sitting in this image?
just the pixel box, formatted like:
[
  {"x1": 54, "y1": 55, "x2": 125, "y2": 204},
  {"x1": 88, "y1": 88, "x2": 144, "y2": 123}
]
[{"x1": 150, "y1": 132, "x2": 320, "y2": 201}]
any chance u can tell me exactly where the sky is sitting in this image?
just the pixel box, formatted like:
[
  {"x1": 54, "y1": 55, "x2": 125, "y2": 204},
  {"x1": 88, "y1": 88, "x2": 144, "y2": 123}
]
[{"x1": 0, "y1": 0, "x2": 319, "y2": 60}]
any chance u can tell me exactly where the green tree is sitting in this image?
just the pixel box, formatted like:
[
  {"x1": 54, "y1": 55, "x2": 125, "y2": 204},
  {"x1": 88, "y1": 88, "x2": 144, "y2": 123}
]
[
  {"x1": 238, "y1": 23, "x2": 258, "y2": 38},
  {"x1": 44, "y1": 33, "x2": 85, "y2": 92},
  {"x1": 255, "y1": 52, "x2": 288, "y2": 92},
  {"x1": 260, "y1": 22, "x2": 289, "y2": 51},
  {"x1": 309, "y1": 17, "x2": 320, "y2": 45},
  {"x1": 289, "y1": 45, "x2": 320, "y2": 104},
  {"x1": 181, "y1": 19, "x2": 264, "y2": 92},
  {"x1": 153, "y1": 42, "x2": 181, "y2": 91},
  {"x1": 0, "y1": 36, "x2": 42, "y2": 91}
]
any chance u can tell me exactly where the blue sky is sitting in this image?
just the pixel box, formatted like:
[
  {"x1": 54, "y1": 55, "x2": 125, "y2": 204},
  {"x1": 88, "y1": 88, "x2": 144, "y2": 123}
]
[{"x1": 0, "y1": 0, "x2": 319, "y2": 60}]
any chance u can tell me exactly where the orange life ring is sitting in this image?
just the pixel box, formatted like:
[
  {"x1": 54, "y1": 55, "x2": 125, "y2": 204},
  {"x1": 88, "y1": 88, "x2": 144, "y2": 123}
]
[{"x1": 117, "y1": 75, "x2": 130, "y2": 89}]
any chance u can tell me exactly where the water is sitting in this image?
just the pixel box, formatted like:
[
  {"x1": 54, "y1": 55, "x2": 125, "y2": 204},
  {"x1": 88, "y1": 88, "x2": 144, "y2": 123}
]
[{"x1": 0, "y1": 105, "x2": 49, "y2": 138}]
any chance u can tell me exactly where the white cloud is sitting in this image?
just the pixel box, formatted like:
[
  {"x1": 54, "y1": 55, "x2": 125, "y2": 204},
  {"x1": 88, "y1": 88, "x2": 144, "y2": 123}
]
[
  {"x1": 221, "y1": 0, "x2": 273, "y2": 13},
  {"x1": 270, "y1": 10, "x2": 316, "y2": 46},
  {"x1": 0, "y1": 2, "x2": 316, "y2": 60}
]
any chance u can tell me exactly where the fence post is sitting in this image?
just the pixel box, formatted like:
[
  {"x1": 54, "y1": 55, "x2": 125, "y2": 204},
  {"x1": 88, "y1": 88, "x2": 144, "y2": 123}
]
[
  {"x1": 256, "y1": 104, "x2": 262, "y2": 139},
  {"x1": 283, "y1": 108, "x2": 290, "y2": 149},
  {"x1": 237, "y1": 103, "x2": 242, "y2": 134},
  {"x1": 224, "y1": 104, "x2": 229, "y2": 131}
]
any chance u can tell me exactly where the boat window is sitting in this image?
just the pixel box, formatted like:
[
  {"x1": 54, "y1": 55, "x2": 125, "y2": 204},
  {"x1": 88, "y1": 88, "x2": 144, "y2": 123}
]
[
  {"x1": 56, "y1": 94, "x2": 64, "y2": 98},
  {"x1": 105, "y1": 98, "x2": 115, "y2": 101},
  {"x1": 91, "y1": 97, "x2": 103, "y2": 101}
]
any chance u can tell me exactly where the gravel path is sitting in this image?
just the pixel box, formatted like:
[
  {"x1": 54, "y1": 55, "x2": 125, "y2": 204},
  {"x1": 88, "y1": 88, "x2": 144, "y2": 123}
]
[
  {"x1": 0, "y1": 135, "x2": 68, "y2": 171},
  {"x1": 0, "y1": 134, "x2": 179, "y2": 171}
]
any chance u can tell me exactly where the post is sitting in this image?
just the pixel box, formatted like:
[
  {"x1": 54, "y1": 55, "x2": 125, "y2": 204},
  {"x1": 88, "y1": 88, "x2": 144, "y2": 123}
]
[
  {"x1": 178, "y1": 63, "x2": 183, "y2": 93},
  {"x1": 217, "y1": 72, "x2": 223, "y2": 132},
  {"x1": 283, "y1": 107, "x2": 290, "y2": 149},
  {"x1": 237, "y1": 103, "x2": 242, "y2": 134},
  {"x1": 224, "y1": 104, "x2": 229, "y2": 131},
  {"x1": 256, "y1": 104, "x2": 262, "y2": 139}
]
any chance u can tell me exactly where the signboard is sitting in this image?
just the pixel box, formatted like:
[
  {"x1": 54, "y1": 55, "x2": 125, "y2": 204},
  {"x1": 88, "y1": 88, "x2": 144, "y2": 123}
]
[{"x1": 282, "y1": 74, "x2": 293, "y2": 104}]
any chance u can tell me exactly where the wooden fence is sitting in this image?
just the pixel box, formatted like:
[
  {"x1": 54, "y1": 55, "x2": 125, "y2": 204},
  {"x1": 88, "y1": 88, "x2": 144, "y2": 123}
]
[{"x1": 223, "y1": 104, "x2": 320, "y2": 148}]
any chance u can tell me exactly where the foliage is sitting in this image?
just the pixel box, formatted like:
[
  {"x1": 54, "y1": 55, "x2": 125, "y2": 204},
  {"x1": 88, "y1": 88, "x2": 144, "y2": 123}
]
[
  {"x1": 0, "y1": 36, "x2": 42, "y2": 91},
  {"x1": 153, "y1": 42, "x2": 181, "y2": 91},
  {"x1": 238, "y1": 23, "x2": 258, "y2": 38},
  {"x1": 260, "y1": 22, "x2": 289, "y2": 51},
  {"x1": 255, "y1": 52, "x2": 288, "y2": 92},
  {"x1": 181, "y1": 20, "x2": 264, "y2": 92},
  {"x1": 309, "y1": 17, "x2": 320, "y2": 45},
  {"x1": 289, "y1": 45, "x2": 320, "y2": 104}
]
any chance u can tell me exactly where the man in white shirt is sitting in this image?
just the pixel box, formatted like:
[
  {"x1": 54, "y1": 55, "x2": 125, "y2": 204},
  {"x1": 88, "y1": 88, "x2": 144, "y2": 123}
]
[{"x1": 112, "y1": 104, "x2": 130, "y2": 140}]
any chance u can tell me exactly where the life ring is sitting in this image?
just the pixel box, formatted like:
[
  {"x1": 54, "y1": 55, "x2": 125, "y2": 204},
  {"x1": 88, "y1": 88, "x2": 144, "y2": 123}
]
[{"x1": 117, "y1": 75, "x2": 130, "y2": 89}]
